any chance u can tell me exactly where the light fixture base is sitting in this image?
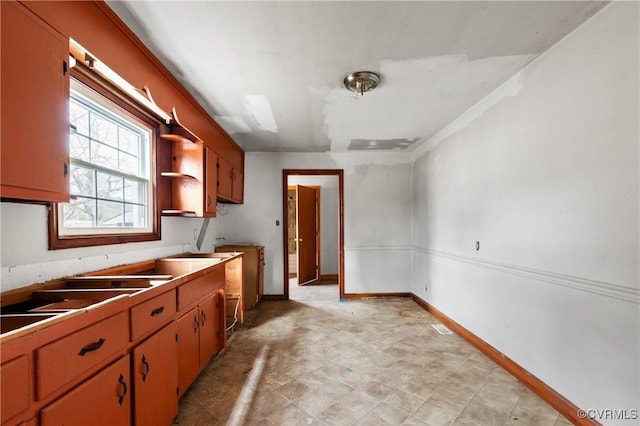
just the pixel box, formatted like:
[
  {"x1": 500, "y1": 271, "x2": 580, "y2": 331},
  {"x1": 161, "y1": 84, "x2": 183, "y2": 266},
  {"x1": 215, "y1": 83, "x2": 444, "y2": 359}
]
[{"x1": 343, "y1": 71, "x2": 381, "y2": 96}]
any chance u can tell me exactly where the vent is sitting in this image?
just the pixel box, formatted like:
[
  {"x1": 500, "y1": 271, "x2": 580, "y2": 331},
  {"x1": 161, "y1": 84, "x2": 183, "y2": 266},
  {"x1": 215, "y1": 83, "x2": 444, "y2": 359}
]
[{"x1": 432, "y1": 324, "x2": 453, "y2": 335}]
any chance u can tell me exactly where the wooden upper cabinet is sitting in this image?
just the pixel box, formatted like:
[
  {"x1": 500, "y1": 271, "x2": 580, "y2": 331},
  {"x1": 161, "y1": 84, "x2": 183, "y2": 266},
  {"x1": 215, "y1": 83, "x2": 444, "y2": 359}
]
[
  {"x1": 217, "y1": 156, "x2": 233, "y2": 201},
  {"x1": 217, "y1": 154, "x2": 244, "y2": 204},
  {"x1": 159, "y1": 118, "x2": 218, "y2": 217},
  {"x1": 205, "y1": 148, "x2": 218, "y2": 216},
  {"x1": 0, "y1": 1, "x2": 70, "y2": 203}
]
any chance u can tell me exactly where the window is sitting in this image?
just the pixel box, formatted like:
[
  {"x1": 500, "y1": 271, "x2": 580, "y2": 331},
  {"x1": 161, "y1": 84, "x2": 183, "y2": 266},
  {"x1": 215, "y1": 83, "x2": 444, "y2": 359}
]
[{"x1": 49, "y1": 72, "x2": 160, "y2": 249}]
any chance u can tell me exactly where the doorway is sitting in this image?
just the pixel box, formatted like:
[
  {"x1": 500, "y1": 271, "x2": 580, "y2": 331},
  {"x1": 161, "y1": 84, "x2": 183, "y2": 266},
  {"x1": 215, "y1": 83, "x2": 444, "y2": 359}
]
[{"x1": 282, "y1": 170, "x2": 344, "y2": 300}]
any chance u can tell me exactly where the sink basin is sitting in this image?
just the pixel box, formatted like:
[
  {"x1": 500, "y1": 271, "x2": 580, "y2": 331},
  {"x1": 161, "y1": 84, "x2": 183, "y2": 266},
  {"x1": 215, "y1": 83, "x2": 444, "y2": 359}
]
[
  {"x1": 1, "y1": 314, "x2": 57, "y2": 334},
  {"x1": 130, "y1": 258, "x2": 223, "y2": 276}
]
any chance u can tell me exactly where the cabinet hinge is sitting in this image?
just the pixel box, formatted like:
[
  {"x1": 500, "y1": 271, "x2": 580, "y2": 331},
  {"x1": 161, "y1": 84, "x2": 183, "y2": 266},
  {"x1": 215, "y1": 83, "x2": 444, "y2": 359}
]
[
  {"x1": 176, "y1": 387, "x2": 180, "y2": 396},
  {"x1": 175, "y1": 333, "x2": 179, "y2": 342}
]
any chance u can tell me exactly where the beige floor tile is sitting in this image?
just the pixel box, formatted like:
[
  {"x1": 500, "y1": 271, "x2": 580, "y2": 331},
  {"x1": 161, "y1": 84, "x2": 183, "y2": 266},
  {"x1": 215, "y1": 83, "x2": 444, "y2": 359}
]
[
  {"x1": 276, "y1": 379, "x2": 314, "y2": 402},
  {"x1": 317, "y1": 402, "x2": 362, "y2": 425},
  {"x1": 341, "y1": 389, "x2": 382, "y2": 416},
  {"x1": 384, "y1": 388, "x2": 427, "y2": 414},
  {"x1": 358, "y1": 402, "x2": 409, "y2": 425},
  {"x1": 412, "y1": 400, "x2": 459, "y2": 426},
  {"x1": 264, "y1": 403, "x2": 321, "y2": 425},
  {"x1": 508, "y1": 392, "x2": 561, "y2": 425}
]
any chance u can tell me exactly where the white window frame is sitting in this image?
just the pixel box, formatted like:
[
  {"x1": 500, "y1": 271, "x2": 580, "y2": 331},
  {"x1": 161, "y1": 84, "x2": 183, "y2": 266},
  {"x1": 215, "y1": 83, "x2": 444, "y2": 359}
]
[{"x1": 57, "y1": 79, "x2": 154, "y2": 237}]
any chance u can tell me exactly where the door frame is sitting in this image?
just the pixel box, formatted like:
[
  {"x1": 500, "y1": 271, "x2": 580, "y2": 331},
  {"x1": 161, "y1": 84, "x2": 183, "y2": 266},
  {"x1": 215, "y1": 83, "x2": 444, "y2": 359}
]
[{"x1": 282, "y1": 169, "x2": 344, "y2": 300}]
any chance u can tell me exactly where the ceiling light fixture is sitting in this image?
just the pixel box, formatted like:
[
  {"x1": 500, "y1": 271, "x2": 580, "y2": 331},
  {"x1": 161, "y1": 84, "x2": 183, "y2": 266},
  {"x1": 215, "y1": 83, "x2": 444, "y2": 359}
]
[{"x1": 343, "y1": 71, "x2": 380, "y2": 99}]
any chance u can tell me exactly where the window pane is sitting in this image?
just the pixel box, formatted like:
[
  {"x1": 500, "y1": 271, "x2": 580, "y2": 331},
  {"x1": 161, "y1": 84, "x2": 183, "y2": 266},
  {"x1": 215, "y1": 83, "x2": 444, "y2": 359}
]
[
  {"x1": 124, "y1": 204, "x2": 146, "y2": 228},
  {"x1": 119, "y1": 152, "x2": 139, "y2": 175},
  {"x1": 124, "y1": 179, "x2": 145, "y2": 204},
  {"x1": 70, "y1": 134, "x2": 90, "y2": 162},
  {"x1": 63, "y1": 197, "x2": 96, "y2": 228},
  {"x1": 90, "y1": 112, "x2": 118, "y2": 147},
  {"x1": 119, "y1": 127, "x2": 140, "y2": 156},
  {"x1": 70, "y1": 165, "x2": 95, "y2": 197},
  {"x1": 91, "y1": 140, "x2": 119, "y2": 170},
  {"x1": 70, "y1": 101, "x2": 89, "y2": 136},
  {"x1": 97, "y1": 200, "x2": 124, "y2": 227},
  {"x1": 97, "y1": 172, "x2": 123, "y2": 201}
]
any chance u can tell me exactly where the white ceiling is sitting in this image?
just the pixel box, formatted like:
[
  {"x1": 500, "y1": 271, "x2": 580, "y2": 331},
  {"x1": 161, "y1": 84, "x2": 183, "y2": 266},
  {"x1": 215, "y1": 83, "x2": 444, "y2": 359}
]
[{"x1": 106, "y1": 1, "x2": 608, "y2": 153}]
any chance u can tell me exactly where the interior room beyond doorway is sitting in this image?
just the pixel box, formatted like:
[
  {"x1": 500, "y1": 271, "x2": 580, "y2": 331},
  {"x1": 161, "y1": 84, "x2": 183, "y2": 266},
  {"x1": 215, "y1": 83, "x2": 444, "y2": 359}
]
[{"x1": 283, "y1": 170, "x2": 344, "y2": 300}]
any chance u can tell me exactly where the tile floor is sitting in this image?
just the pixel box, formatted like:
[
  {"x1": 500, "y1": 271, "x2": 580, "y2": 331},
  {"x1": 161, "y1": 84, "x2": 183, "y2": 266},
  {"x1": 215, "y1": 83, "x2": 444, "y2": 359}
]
[{"x1": 174, "y1": 284, "x2": 570, "y2": 425}]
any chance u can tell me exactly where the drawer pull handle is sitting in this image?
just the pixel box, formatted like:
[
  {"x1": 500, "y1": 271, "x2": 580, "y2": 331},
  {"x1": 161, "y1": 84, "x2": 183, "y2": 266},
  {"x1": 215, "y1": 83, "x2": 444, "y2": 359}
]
[
  {"x1": 150, "y1": 306, "x2": 165, "y2": 317},
  {"x1": 141, "y1": 355, "x2": 150, "y2": 382},
  {"x1": 117, "y1": 374, "x2": 127, "y2": 405},
  {"x1": 200, "y1": 310, "x2": 206, "y2": 326},
  {"x1": 193, "y1": 316, "x2": 199, "y2": 333},
  {"x1": 78, "y1": 338, "x2": 105, "y2": 356}
]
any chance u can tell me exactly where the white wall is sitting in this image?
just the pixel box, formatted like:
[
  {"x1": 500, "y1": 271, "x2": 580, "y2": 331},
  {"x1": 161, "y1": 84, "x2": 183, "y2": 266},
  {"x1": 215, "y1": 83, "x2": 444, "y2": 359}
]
[
  {"x1": 411, "y1": 2, "x2": 639, "y2": 420},
  {"x1": 222, "y1": 152, "x2": 413, "y2": 296},
  {"x1": 288, "y1": 175, "x2": 339, "y2": 275},
  {"x1": 0, "y1": 202, "x2": 223, "y2": 291}
]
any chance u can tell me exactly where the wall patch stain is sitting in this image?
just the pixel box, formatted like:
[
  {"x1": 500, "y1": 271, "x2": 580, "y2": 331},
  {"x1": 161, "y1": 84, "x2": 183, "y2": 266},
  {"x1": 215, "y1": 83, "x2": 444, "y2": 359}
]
[
  {"x1": 214, "y1": 116, "x2": 252, "y2": 134},
  {"x1": 348, "y1": 138, "x2": 416, "y2": 151},
  {"x1": 243, "y1": 95, "x2": 278, "y2": 133}
]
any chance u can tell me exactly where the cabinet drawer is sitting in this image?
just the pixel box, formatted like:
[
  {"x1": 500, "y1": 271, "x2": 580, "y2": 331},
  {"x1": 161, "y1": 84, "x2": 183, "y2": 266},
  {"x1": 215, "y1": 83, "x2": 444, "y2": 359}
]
[
  {"x1": 130, "y1": 289, "x2": 176, "y2": 341},
  {"x1": 36, "y1": 311, "x2": 129, "y2": 400},
  {"x1": 40, "y1": 355, "x2": 131, "y2": 426},
  {"x1": 1, "y1": 355, "x2": 29, "y2": 423},
  {"x1": 177, "y1": 267, "x2": 224, "y2": 311}
]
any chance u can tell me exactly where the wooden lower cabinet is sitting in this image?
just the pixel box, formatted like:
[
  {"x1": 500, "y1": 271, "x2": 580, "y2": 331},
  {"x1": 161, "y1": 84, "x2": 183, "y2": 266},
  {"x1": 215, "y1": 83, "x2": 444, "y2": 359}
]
[
  {"x1": 216, "y1": 245, "x2": 264, "y2": 311},
  {"x1": 176, "y1": 291, "x2": 223, "y2": 397},
  {"x1": 40, "y1": 356, "x2": 131, "y2": 426},
  {"x1": 0, "y1": 356, "x2": 29, "y2": 424},
  {"x1": 132, "y1": 322, "x2": 178, "y2": 426},
  {"x1": 177, "y1": 307, "x2": 200, "y2": 397}
]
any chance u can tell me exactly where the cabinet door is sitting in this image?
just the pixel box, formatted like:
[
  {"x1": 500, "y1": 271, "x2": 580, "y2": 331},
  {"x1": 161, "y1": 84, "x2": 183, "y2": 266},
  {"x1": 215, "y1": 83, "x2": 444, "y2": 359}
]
[
  {"x1": 231, "y1": 167, "x2": 244, "y2": 203},
  {"x1": 0, "y1": 1, "x2": 70, "y2": 202},
  {"x1": 40, "y1": 356, "x2": 131, "y2": 426},
  {"x1": 133, "y1": 322, "x2": 178, "y2": 426},
  {"x1": 1, "y1": 356, "x2": 29, "y2": 424},
  {"x1": 217, "y1": 157, "x2": 233, "y2": 200},
  {"x1": 204, "y1": 148, "x2": 217, "y2": 217},
  {"x1": 198, "y1": 293, "x2": 219, "y2": 366},
  {"x1": 176, "y1": 307, "x2": 200, "y2": 397}
]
